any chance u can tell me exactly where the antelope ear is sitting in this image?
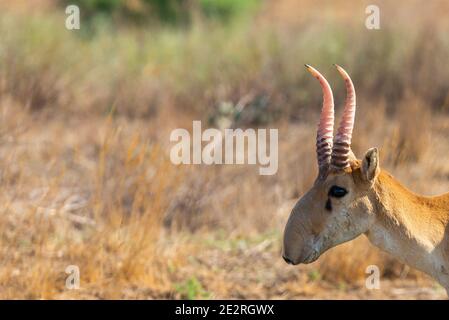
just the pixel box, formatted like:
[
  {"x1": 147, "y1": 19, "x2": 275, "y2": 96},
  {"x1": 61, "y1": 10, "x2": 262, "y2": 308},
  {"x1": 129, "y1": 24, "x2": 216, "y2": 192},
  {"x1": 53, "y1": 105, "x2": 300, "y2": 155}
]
[{"x1": 362, "y1": 148, "x2": 380, "y2": 182}]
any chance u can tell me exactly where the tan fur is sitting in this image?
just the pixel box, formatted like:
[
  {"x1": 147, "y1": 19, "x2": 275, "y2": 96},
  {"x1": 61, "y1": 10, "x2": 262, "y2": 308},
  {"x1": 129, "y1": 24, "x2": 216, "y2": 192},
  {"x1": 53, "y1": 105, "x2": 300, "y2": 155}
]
[{"x1": 283, "y1": 150, "x2": 449, "y2": 295}]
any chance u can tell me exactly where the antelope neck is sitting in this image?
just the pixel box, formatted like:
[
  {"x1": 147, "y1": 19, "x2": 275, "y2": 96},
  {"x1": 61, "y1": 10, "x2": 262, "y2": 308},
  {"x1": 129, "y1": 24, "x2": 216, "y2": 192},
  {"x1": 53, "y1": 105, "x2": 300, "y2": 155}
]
[{"x1": 365, "y1": 170, "x2": 449, "y2": 283}]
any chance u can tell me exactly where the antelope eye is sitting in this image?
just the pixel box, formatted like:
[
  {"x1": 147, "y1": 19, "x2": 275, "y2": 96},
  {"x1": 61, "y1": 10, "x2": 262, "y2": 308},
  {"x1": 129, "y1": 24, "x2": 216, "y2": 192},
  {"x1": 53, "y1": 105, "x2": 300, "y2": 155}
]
[{"x1": 329, "y1": 185, "x2": 348, "y2": 198}]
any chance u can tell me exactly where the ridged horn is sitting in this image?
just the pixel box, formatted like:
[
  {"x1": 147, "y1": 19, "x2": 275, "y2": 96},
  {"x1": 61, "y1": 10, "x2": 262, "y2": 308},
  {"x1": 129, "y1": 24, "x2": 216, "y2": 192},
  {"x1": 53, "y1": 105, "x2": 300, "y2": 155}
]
[
  {"x1": 305, "y1": 64, "x2": 335, "y2": 176},
  {"x1": 331, "y1": 64, "x2": 356, "y2": 169}
]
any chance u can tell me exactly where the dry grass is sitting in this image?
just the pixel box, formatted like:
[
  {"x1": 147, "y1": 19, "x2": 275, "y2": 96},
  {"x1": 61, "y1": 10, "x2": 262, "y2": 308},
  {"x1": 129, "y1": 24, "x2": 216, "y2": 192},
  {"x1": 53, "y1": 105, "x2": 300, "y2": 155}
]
[
  {"x1": 0, "y1": 0, "x2": 449, "y2": 299},
  {"x1": 0, "y1": 107, "x2": 446, "y2": 299},
  {"x1": 0, "y1": 111, "x2": 188, "y2": 298}
]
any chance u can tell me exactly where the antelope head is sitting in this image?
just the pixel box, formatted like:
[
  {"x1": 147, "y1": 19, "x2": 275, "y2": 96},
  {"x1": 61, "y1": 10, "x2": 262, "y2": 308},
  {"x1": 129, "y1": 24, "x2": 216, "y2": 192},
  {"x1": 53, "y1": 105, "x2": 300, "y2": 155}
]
[{"x1": 282, "y1": 65, "x2": 380, "y2": 265}]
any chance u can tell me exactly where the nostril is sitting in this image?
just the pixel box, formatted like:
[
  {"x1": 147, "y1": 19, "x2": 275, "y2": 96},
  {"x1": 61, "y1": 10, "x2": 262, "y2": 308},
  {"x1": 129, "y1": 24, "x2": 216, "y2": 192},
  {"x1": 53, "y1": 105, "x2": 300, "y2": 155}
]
[{"x1": 283, "y1": 255, "x2": 293, "y2": 265}]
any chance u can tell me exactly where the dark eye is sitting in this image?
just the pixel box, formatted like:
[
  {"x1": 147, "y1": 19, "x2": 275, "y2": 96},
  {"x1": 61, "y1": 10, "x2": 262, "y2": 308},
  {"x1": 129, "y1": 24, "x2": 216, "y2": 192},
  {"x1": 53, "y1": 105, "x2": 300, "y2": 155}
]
[{"x1": 328, "y1": 185, "x2": 348, "y2": 198}]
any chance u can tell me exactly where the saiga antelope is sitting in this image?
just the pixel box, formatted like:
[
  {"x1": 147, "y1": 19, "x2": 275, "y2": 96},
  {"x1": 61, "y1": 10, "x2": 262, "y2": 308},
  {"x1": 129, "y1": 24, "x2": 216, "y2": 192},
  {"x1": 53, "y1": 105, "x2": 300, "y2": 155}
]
[{"x1": 282, "y1": 64, "x2": 449, "y2": 295}]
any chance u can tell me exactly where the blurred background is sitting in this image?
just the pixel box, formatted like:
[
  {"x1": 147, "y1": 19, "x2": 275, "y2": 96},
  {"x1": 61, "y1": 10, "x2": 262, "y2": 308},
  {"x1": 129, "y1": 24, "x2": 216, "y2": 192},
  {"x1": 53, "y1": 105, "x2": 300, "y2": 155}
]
[{"x1": 0, "y1": 0, "x2": 449, "y2": 299}]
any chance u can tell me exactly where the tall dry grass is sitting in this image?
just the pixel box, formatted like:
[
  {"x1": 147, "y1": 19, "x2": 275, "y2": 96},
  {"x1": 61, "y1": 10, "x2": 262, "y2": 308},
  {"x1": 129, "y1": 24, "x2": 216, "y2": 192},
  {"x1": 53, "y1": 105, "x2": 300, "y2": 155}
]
[{"x1": 0, "y1": 112, "x2": 190, "y2": 298}]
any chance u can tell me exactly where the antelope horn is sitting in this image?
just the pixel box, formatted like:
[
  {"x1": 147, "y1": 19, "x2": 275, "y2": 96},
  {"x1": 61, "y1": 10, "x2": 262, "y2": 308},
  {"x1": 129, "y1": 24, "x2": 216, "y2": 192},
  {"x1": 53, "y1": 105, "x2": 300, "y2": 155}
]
[
  {"x1": 331, "y1": 64, "x2": 356, "y2": 169},
  {"x1": 305, "y1": 65, "x2": 334, "y2": 175}
]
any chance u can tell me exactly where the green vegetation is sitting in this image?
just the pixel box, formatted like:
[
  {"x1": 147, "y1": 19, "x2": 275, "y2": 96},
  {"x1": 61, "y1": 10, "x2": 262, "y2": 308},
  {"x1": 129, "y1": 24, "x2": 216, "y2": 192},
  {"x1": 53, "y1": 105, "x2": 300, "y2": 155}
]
[
  {"x1": 62, "y1": 0, "x2": 261, "y2": 25},
  {"x1": 175, "y1": 276, "x2": 210, "y2": 299},
  {"x1": 2, "y1": 1, "x2": 449, "y2": 124}
]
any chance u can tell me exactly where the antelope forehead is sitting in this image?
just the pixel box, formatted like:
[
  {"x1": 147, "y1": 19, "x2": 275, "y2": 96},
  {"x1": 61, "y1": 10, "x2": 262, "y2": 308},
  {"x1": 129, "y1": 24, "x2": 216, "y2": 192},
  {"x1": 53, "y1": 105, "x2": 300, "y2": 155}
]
[{"x1": 324, "y1": 173, "x2": 354, "y2": 190}]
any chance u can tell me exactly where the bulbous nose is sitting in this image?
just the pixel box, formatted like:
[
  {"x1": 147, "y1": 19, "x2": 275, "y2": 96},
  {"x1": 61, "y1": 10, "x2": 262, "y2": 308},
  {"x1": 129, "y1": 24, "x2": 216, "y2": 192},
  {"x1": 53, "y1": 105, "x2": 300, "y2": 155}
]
[{"x1": 283, "y1": 254, "x2": 294, "y2": 265}]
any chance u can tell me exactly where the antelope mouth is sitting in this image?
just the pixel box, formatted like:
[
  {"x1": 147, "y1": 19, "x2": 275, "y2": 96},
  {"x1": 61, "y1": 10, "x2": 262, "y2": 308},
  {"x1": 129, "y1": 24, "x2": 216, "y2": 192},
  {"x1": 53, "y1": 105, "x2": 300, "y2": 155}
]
[
  {"x1": 301, "y1": 250, "x2": 320, "y2": 264},
  {"x1": 283, "y1": 250, "x2": 320, "y2": 265}
]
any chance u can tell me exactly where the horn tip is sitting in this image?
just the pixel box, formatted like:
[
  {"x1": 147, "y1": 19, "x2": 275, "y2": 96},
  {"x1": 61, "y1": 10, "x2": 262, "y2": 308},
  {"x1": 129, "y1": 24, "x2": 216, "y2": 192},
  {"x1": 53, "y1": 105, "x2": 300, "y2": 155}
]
[
  {"x1": 335, "y1": 64, "x2": 349, "y2": 78},
  {"x1": 305, "y1": 64, "x2": 317, "y2": 76}
]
